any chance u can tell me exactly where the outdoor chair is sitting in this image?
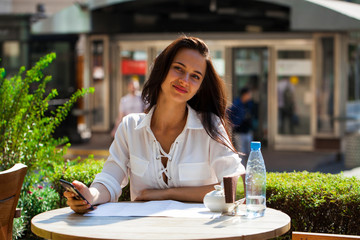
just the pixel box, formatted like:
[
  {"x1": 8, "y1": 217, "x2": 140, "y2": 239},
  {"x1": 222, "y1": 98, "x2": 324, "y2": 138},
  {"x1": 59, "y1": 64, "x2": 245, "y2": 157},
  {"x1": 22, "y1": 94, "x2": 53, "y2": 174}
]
[
  {"x1": 0, "y1": 163, "x2": 28, "y2": 240},
  {"x1": 292, "y1": 231, "x2": 360, "y2": 240}
]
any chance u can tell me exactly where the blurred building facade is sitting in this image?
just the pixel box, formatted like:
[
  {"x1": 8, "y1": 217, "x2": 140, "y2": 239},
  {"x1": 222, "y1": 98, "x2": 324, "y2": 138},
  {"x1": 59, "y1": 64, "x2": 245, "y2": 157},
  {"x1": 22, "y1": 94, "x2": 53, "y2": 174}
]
[
  {"x1": 2, "y1": 0, "x2": 360, "y2": 151},
  {"x1": 0, "y1": 0, "x2": 89, "y2": 142}
]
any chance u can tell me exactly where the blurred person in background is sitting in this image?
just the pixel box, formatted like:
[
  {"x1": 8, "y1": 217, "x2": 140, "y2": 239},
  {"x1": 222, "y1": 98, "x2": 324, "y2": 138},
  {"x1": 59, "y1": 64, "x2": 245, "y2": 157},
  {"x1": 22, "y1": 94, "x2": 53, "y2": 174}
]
[
  {"x1": 111, "y1": 77, "x2": 145, "y2": 137},
  {"x1": 228, "y1": 87, "x2": 255, "y2": 156},
  {"x1": 277, "y1": 77, "x2": 296, "y2": 135}
]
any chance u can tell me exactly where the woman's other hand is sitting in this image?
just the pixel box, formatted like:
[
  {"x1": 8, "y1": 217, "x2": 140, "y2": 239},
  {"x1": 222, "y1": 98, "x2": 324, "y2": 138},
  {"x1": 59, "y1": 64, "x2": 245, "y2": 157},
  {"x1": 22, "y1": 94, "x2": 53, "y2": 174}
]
[
  {"x1": 135, "y1": 184, "x2": 216, "y2": 202},
  {"x1": 135, "y1": 189, "x2": 169, "y2": 201},
  {"x1": 63, "y1": 180, "x2": 94, "y2": 214}
]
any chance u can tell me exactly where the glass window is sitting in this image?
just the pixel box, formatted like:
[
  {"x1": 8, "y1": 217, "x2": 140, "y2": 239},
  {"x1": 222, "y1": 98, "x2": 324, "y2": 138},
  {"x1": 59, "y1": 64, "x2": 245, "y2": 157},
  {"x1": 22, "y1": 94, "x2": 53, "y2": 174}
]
[
  {"x1": 91, "y1": 40, "x2": 106, "y2": 126},
  {"x1": 1, "y1": 41, "x2": 20, "y2": 77},
  {"x1": 120, "y1": 49, "x2": 147, "y2": 95},
  {"x1": 347, "y1": 43, "x2": 360, "y2": 133},
  {"x1": 29, "y1": 40, "x2": 77, "y2": 140},
  {"x1": 317, "y1": 37, "x2": 335, "y2": 134},
  {"x1": 348, "y1": 43, "x2": 360, "y2": 101},
  {"x1": 30, "y1": 41, "x2": 73, "y2": 97},
  {"x1": 277, "y1": 50, "x2": 312, "y2": 136},
  {"x1": 211, "y1": 50, "x2": 225, "y2": 78},
  {"x1": 233, "y1": 48, "x2": 263, "y2": 96},
  {"x1": 232, "y1": 48, "x2": 268, "y2": 143}
]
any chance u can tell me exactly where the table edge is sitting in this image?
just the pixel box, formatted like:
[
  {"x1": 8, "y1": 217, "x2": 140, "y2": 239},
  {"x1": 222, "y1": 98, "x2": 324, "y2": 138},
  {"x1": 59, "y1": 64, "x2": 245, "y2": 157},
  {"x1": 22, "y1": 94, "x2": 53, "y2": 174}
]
[{"x1": 31, "y1": 206, "x2": 291, "y2": 240}]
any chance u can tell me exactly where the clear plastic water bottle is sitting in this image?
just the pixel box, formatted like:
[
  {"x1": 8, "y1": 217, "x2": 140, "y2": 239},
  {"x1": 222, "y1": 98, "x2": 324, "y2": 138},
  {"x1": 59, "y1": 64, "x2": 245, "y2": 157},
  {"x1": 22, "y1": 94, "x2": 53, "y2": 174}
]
[{"x1": 245, "y1": 141, "x2": 266, "y2": 218}]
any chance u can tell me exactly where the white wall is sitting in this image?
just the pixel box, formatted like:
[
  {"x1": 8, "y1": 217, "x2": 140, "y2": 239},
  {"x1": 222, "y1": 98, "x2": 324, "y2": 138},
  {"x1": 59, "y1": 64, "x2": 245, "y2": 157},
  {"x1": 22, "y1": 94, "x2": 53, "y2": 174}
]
[
  {"x1": 0, "y1": 0, "x2": 13, "y2": 13},
  {"x1": 0, "y1": 0, "x2": 85, "y2": 15}
]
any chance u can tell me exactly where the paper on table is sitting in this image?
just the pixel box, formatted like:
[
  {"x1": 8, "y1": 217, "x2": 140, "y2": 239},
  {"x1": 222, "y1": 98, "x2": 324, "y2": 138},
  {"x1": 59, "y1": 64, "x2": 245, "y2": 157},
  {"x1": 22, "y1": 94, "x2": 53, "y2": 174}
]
[{"x1": 84, "y1": 200, "x2": 220, "y2": 219}]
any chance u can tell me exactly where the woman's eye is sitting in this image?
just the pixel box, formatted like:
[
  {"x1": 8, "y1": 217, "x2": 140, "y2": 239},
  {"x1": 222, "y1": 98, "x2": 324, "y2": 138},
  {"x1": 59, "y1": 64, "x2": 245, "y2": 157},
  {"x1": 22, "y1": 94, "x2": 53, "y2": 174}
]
[
  {"x1": 174, "y1": 66, "x2": 183, "y2": 72},
  {"x1": 192, "y1": 74, "x2": 200, "y2": 80}
]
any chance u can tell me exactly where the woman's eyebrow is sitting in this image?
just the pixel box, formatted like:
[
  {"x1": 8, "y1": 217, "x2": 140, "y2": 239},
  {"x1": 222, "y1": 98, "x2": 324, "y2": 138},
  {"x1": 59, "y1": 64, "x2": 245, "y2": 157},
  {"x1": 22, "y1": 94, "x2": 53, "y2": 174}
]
[{"x1": 174, "y1": 61, "x2": 203, "y2": 76}]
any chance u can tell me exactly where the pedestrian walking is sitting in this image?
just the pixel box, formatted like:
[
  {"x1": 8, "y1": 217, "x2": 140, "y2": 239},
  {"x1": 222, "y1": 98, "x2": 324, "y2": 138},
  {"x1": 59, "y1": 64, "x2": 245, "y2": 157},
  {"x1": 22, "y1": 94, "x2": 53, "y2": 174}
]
[{"x1": 228, "y1": 87, "x2": 255, "y2": 155}]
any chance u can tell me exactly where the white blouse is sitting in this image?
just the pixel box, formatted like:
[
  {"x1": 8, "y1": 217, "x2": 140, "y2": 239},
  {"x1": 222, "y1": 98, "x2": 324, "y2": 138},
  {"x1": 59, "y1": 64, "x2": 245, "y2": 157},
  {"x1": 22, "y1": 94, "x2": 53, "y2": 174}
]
[{"x1": 92, "y1": 105, "x2": 245, "y2": 201}]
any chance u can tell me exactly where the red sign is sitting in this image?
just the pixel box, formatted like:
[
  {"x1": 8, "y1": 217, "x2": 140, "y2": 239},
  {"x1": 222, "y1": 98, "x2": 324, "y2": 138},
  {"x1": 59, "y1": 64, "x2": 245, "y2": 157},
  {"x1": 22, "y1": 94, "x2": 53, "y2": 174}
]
[{"x1": 121, "y1": 60, "x2": 147, "y2": 75}]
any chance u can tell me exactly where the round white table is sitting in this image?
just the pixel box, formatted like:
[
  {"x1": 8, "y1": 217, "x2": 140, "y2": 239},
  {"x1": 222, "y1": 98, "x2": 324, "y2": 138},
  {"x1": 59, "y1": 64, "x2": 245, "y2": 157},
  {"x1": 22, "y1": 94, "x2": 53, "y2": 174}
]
[{"x1": 31, "y1": 205, "x2": 291, "y2": 240}]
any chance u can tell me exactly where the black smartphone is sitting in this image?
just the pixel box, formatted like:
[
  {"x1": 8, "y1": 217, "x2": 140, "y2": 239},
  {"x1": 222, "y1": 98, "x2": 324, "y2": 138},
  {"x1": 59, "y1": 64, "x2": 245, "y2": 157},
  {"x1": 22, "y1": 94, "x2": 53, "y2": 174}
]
[{"x1": 59, "y1": 179, "x2": 95, "y2": 210}]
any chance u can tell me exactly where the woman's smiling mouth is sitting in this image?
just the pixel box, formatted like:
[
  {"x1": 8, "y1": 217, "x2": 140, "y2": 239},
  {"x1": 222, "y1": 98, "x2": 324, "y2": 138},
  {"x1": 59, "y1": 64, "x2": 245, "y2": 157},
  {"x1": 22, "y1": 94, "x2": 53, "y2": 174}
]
[{"x1": 173, "y1": 85, "x2": 188, "y2": 93}]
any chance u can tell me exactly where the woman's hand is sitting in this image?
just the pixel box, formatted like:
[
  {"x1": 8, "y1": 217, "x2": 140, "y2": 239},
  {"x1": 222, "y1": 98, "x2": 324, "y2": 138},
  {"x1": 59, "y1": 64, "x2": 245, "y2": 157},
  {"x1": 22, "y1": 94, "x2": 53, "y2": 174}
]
[
  {"x1": 63, "y1": 180, "x2": 94, "y2": 214},
  {"x1": 135, "y1": 184, "x2": 217, "y2": 202},
  {"x1": 135, "y1": 189, "x2": 169, "y2": 201}
]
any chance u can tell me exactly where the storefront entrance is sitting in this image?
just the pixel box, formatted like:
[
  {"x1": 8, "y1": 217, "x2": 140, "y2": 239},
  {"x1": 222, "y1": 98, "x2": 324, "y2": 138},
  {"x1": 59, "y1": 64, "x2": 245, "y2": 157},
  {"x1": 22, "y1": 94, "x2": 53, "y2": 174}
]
[{"x1": 95, "y1": 35, "x2": 317, "y2": 151}]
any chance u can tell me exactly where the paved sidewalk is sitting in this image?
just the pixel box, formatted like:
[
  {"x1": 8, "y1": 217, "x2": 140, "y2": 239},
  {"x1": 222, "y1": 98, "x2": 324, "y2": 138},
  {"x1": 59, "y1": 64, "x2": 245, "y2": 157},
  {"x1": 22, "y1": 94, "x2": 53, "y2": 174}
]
[
  {"x1": 342, "y1": 167, "x2": 360, "y2": 178},
  {"x1": 68, "y1": 133, "x2": 358, "y2": 177},
  {"x1": 261, "y1": 149, "x2": 344, "y2": 173}
]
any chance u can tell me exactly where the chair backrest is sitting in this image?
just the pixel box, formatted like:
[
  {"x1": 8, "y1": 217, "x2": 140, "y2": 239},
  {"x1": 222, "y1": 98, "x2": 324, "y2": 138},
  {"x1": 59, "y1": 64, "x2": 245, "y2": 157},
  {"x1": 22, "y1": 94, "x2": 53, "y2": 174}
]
[
  {"x1": 292, "y1": 231, "x2": 360, "y2": 240},
  {"x1": 0, "y1": 163, "x2": 27, "y2": 240}
]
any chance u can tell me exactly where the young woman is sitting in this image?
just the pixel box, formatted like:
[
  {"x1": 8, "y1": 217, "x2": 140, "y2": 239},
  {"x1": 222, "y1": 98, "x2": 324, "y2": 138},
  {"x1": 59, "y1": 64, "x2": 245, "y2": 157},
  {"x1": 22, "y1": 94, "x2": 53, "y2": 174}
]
[{"x1": 65, "y1": 36, "x2": 245, "y2": 213}]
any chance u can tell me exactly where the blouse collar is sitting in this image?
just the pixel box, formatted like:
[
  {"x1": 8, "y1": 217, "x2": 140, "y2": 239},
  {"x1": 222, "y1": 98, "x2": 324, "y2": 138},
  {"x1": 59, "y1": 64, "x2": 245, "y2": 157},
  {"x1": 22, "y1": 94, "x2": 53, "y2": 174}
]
[{"x1": 135, "y1": 104, "x2": 203, "y2": 131}]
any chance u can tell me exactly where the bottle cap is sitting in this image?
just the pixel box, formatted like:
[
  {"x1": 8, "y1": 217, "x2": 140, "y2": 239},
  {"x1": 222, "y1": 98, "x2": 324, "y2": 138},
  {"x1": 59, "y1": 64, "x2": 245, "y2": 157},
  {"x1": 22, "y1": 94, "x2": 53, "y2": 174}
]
[{"x1": 251, "y1": 141, "x2": 261, "y2": 150}]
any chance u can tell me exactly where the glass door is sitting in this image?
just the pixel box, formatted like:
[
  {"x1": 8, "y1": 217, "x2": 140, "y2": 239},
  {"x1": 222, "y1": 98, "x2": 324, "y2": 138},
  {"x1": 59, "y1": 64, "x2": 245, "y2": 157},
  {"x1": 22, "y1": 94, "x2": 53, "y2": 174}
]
[
  {"x1": 119, "y1": 48, "x2": 147, "y2": 95},
  {"x1": 89, "y1": 36, "x2": 109, "y2": 131},
  {"x1": 274, "y1": 48, "x2": 314, "y2": 150},
  {"x1": 115, "y1": 42, "x2": 153, "y2": 126},
  {"x1": 232, "y1": 47, "x2": 269, "y2": 145}
]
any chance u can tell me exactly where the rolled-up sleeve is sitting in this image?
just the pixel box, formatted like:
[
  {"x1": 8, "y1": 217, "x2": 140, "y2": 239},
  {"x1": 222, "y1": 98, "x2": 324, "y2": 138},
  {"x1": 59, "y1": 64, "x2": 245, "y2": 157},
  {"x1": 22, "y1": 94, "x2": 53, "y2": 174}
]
[
  {"x1": 209, "y1": 122, "x2": 245, "y2": 182},
  {"x1": 91, "y1": 119, "x2": 130, "y2": 202}
]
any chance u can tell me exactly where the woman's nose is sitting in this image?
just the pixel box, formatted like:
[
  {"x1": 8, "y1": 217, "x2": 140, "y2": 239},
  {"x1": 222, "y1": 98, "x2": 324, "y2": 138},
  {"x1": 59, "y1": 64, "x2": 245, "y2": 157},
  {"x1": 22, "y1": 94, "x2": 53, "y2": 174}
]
[{"x1": 180, "y1": 73, "x2": 190, "y2": 83}]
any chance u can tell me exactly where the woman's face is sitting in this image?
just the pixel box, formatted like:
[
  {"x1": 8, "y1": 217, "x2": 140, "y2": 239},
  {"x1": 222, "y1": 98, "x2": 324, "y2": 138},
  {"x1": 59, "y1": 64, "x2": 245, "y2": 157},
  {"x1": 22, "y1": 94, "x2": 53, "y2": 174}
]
[{"x1": 159, "y1": 48, "x2": 206, "y2": 104}]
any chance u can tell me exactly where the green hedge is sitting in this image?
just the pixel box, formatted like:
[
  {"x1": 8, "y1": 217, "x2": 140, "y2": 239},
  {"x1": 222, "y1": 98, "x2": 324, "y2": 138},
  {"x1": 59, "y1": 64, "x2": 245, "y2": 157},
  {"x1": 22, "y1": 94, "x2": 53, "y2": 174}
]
[
  {"x1": 55, "y1": 161, "x2": 360, "y2": 237},
  {"x1": 54, "y1": 160, "x2": 360, "y2": 238},
  {"x1": 52, "y1": 157, "x2": 130, "y2": 206},
  {"x1": 17, "y1": 157, "x2": 360, "y2": 239},
  {"x1": 266, "y1": 171, "x2": 360, "y2": 239}
]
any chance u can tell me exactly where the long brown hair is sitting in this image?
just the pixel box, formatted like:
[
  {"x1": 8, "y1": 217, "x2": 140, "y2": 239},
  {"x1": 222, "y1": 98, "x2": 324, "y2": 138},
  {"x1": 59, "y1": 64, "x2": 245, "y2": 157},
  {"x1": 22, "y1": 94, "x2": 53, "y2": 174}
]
[{"x1": 142, "y1": 36, "x2": 236, "y2": 152}]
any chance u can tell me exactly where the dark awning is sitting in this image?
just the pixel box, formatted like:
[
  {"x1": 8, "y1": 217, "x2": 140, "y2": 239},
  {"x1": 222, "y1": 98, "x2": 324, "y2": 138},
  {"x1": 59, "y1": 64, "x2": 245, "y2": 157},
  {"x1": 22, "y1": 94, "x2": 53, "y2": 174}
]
[{"x1": 31, "y1": 0, "x2": 360, "y2": 35}]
